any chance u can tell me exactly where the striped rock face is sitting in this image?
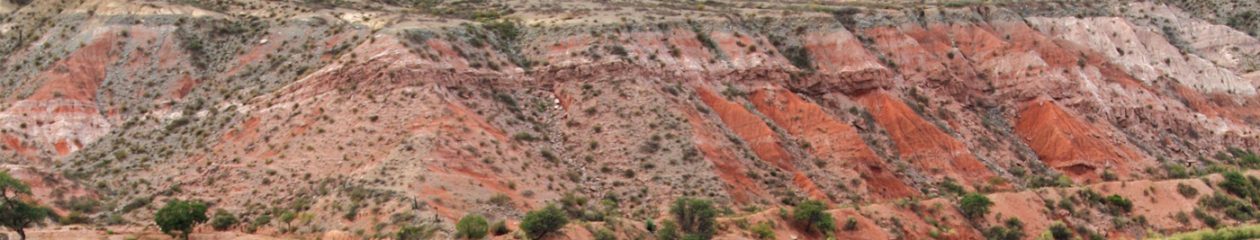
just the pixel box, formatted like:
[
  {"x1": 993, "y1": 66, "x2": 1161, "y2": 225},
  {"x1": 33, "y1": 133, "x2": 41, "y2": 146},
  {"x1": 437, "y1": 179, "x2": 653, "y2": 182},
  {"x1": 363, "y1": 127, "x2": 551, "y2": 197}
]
[{"x1": 2, "y1": 1, "x2": 1260, "y2": 239}]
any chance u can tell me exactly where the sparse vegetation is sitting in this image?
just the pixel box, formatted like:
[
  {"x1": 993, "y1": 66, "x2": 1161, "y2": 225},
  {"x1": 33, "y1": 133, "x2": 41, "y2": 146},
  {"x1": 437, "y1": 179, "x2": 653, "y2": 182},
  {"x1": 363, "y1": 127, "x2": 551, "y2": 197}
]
[
  {"x1": 397, "y1": 223, "x2": 440, "y2": 240},
  {"x1": 984, "y1": 218, "x2": 1025, "y2": 240},
  {"x1": 1164, "y1": 223, "x2": 1260, "y2": 240}
]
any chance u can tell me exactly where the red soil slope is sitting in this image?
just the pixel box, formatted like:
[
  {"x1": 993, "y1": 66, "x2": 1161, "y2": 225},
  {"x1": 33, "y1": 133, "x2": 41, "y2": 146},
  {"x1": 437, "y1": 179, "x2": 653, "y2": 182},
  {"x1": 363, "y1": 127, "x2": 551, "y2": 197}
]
[
  {"x1": 1014, "y1": 98, "x2": 1152, "y2": 182},
  {"x1": 695, "y1": 86, "x2": 828, "y2": 200},
  {"x1": 681, "y1": 105, "x2": 768, "y2": 204},
  {"x1": 857, "y1": 91, "x2": 996, "y2": 189},
  {"x1": 748, "y1": 87, "x2": 918, "y2": 200}
]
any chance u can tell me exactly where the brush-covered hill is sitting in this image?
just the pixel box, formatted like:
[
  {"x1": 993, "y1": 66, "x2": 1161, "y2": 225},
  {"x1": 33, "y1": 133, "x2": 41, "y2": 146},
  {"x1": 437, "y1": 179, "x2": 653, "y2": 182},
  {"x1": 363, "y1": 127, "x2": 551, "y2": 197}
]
[{"x1": 3, "y1": 0, "x2": 1260, "y2": 239}]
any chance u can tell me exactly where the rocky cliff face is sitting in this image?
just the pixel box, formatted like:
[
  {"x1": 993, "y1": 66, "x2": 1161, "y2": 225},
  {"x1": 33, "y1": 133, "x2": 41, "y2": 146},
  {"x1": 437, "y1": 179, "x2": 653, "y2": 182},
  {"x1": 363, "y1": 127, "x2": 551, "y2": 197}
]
[{"x1": 3, "y1": 0, "x2": 1260, "y2": 239}]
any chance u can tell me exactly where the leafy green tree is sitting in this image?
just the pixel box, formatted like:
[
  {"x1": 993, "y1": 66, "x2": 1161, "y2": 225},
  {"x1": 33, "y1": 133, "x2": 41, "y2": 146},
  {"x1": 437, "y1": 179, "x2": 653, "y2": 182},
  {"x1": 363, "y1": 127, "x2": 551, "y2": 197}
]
[
  {"x1": 456, "y1": 213, "x2": 489, "y2": 239},
  {"x1": 792, "y1": 200, "x2": 835, "y2": 236},
  {"x1": 959, "y1": 193, "x2": 993, "y2": 219},
  {"x1": 278, "y1": 211, "x2": 297, "y2": 229},
  {"x1": 669, "y1": 197, "x2": 718, "y2": 239},
  {"x1": 0, "y1": 171, "x2": 54, "y2": 240},
  {"x1": 521, "y1": 204, "x2": 568, "y2": 239},
  {"x1": 154, "y1": 200, "x2": 209, "y2": 239},
  {"x1": 210, "y1": 209, "x2": 238, "y2": 230}
]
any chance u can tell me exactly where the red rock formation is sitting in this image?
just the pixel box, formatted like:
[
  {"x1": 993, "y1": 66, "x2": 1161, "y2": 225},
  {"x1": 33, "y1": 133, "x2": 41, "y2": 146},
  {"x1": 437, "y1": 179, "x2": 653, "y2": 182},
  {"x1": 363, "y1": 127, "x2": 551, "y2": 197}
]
[
  {"x1": 1014, "y1": 98, "x2": 1152, "y2": 181},
  {"x1": 695, "y1": 86, "x2": 828, "y2": 200},
  {"x1": 749, "y1": 87, "x2": 917, "y2": 200},
  {"x1": 857, "y1": 91, "x2": 996, "y2": 189}
]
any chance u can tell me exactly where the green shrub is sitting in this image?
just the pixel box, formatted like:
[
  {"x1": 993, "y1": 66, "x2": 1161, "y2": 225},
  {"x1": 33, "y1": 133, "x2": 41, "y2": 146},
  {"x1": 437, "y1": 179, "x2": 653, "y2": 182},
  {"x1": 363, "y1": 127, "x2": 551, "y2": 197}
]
[
  {"x1": 959, "y1": 193, "x2": 993, "y2": 219},
  {"x1": 1104, "y1": 195, "x2": 1134, "y2": 213},
  {"x1": 656, "y1": 220, "x2": 680, "y2": 240},
  {"x1": 941, "y1": 180, "x2": 966, "y2": 195},
  {"x1": 984, "y1": 218, "x2": 1025, "y2": 240},
  {"x1": 490, "y1": 220, "x2": 509, "y2": 236},
  {"x1": 59, "y1": 211, "x2": 90, "y2": 224},
  {"x1": 521, "y1": 204, "x2": 568, "y2": 239},
  {"x1": 1200, "y1": 194, "x2": 1256, "y2": 220},
  {"x1": 750, "y1": 221, "x2": 775, "y2": 239},
  {"x1": 154, "y1": 200, "x2": 209, "y2": 239},
  {"x1": 792, "y1": 200, "x2": 835, "y2": 236},
  {"x1": 210, "y1": 209, "x2": 238, "y2": 230},
  {"x1": 1167, "y1": 164, "x2": 1190, "y2": 179},
  {"x1": 670, "y1": 197, "x2": 718, "y2": 239},
  {"x1": 512, "y1": 132, "x2": 537, "y2": 141},
  {"x1": 593, "y1": 227, "x2": 616, "y2": 240},
  {"x1": 1101, "y1": 169, "x2": 1118, "y2": 181},
  {"x1": 843, "y1": 217, "x2": 858, "y2": 231},
  {"x1": 1048, "y1": 222, "x2": 1072, "y2": 240},
  {"x1": 61, "y1": 196, "x2": 102, "y2": 214},
  {"x1": 251, "y1": 214, "x2": 272, "y2": 229},
  {"x1": 1163, "y1": 223, "x2": 1260, "y2": 240},
  {"x1": 1194, "y1": 208, "x2": 1220, "y2": 228},
  {"x1": 397, "y1": 224, "x2": 440, "y2": 240},
  {"x1": 781, "y1": 46, "x2": 813, "y2": 72},
  {"x1": 1220, "y1": 171, "x2": 1260, "y2": 204},
  {"x1": 1178, "y1": 183, "x2": 1200, "y2": 198},
  {"x1": 456, "y1": 214, "x2": 489, "y2": 239}
]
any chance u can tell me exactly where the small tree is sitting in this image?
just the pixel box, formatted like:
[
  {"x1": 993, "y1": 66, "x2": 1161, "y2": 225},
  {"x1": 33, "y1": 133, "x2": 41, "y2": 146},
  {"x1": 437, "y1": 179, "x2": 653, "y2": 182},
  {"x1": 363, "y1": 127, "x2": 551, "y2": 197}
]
[
  {"x1": 456, "y1": 213, "x2": 489, "y2": 239},
  {"x1": 278, "y1": 211, "x2": 297, "y2": 230},
  {"x1": 0, "y1": 171, "x2": 54, "y2": 240},
  {"x1": 791, "y1": 200, "x2": 835, "y2": 236},
  {"x1": 669, "y1": 197, "x2": 718, "y2": 239},
  {"x1": 959, "y1": 193, "x2": 993, "y2": 219},
  {"x1": 521, "y1": 204, "x2": 568, "y2": 239},
  {"x1": 210, "y1": 209, "x2": 238, "y2": 230},
  {"x1": 154, "y1": 200, "x2": 209, "y2": 239}
]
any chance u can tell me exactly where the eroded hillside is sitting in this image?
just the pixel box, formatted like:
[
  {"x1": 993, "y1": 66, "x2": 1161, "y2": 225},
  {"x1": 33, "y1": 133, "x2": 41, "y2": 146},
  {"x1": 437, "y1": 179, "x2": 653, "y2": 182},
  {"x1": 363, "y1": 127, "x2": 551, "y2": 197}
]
[{"x1": 2, "y1": 0, "x2": 1260, "y2": 239}]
